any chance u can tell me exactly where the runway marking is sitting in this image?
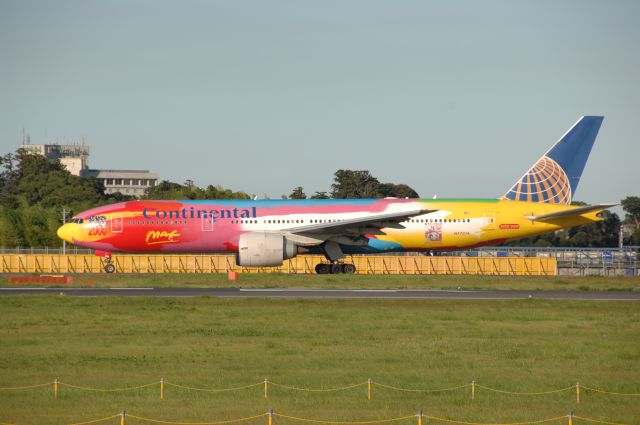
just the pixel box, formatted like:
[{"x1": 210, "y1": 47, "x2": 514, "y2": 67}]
[
  {"x1": 108, "y1": 288, "x2": 153, "y2": 290},
  {"x1": 239, "y1": 288, "x2": 289, "y2": 292},
  {"x1": 0, "y1": 287, "x2": 48, "y2": 290},
  {"x1": 352, "y1": 289, "x2": 398, "y2": 293}
]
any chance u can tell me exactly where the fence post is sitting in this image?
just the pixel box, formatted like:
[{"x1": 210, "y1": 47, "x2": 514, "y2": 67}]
[
  {"x1": 120, "y1": 410, "x2": 126, "y2": 425},
  {"x1": 268, "y1": 409, "x2": 273, "y2": 425},
  {"x1": 368, "y1": 378, "x2": 372, "y2": 400},
  {"x1": 54, "y1": 378, "x2": 58, "y2": 400},
  {"x1": 471, "y1": 380, "x2": 475, "y2": 400},
  {"x1": 160, "y1": 377, "x2": 164, "y2": 400},
  {"x1": 576, "y1": 382, "x2": 580, "y2": 404},
  {"x1": 568, "y1": 411, "x2": 573, "y2": 425},
  {"x1": 417, "y1": 410, "x2": 423, "y2": 425},
  {"x1": 264, "y1": 377, "x2": 268, "y2": 399}
]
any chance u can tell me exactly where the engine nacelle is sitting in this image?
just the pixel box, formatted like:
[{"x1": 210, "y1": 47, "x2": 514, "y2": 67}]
[{"x1": 236, "y1": 232, "x2": 299, "y2": 267}]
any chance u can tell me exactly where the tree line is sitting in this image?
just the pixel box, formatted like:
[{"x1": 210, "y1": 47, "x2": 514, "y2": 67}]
[{"x1": 0, "y1": 148, "x2": 638, "y2": 248}]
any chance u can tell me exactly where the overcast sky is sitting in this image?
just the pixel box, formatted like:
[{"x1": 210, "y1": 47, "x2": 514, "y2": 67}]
[{"x1": 1, "y1": 0, "x2": 638, "y2": 206}]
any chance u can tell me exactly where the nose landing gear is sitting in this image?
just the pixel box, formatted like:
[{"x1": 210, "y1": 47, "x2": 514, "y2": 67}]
[
  {"x1": 104, "y1": 261, "x2": 115, "y2": 274},
  {"x1": 96, "y1": 250, "x2": 115, "y2": 273}
]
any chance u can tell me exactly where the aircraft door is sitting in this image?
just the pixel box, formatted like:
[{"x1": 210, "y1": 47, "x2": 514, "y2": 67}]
[
  {"x1": 111, "y1": 214, "x2": 123, "y2": 233},
  {"x1": 482, "y1": 212, "x2": 496, "y2": 230},
  {"x1": 202, "y1": 215, "x2": 215, "y2": 232}
]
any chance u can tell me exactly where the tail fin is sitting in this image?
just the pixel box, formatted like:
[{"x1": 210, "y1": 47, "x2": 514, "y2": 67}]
[{"x1": 502, "y1": 116, "x2": 604, "y2": 204}]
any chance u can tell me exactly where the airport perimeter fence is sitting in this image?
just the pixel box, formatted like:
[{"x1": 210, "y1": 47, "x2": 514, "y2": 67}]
[
  {"x1": 442, "y1": 247, "x2": 640, "y2": 277},
  {"x1": 2, "y1": 247, "x2": 638, "y2": 276},
  {"x1": 0, "y1": 254, "x2": 557, "y2": 275}
]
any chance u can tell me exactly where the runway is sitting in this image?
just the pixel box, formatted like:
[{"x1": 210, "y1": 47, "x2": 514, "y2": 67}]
[{"x1": 1, "y1": 287, "x2": 639, "y2": 300}]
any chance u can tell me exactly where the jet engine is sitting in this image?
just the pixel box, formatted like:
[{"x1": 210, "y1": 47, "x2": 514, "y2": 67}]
[{"x1": 236, "y1": 232, "x2": 300, "y2": 267}]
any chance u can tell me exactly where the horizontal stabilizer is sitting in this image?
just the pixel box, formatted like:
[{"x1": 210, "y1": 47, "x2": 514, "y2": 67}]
[{"x1": 525, "y1": 204, "x2": 616, "y2": 222}]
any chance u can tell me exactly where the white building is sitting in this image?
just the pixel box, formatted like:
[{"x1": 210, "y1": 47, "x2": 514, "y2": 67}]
[
  {"x1": 21, "y1": 143, "x2": 90, "y2": 176},
  {"x1": 82, "y1": 169, "x2": 159, "y2": 197},
  {"x1": 21, "y1": 140, "x2": 159, "y2": 198}
]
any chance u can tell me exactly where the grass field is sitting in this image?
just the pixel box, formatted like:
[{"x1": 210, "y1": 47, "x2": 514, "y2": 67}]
[
  {"x1": 1, "y1": 295, "x2": 639, "y2": 425},
  {"x1": 2, "y1": 273, "x2": 640, "y2": 291}
]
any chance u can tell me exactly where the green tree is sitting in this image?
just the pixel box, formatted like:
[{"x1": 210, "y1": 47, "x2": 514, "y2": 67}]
[
  {"x1": 310, "y1": 191, "x2": 330, "y2": 199},
  {"x1": 330, "y1": 170, "x2": 419, "y2": 199},
  {"x1": 144, "y1": 180, "x2": 250, "y2": 201},
  {"x1": 621, "y1": 196, "x2": 640, "y2": 245},
  {"x1": 378, "y1": 183, "x2": 419, "y2": 198},
  {"x1": 621, "y1": 196, "x2": 640, "y2": 230},
  {"x1": 331, "y1": 170, "x2": 380, "y2": 198},
  {"x1": 0, "y1": 149, "x2": 117, "y2": 247},
  {"x1": 9, "y1": 150, "x2": 107, "y2": 207},
  {"x1": 289, "y1": 187, "x2": 306, "y2": 199}
]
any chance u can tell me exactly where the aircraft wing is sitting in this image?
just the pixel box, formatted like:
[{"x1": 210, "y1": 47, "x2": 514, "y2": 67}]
[
  {"x1": 283, "y1": 208, "x2": 436, "y2": 246},
  {"x1": 525, "y1": 204, "x2": 616, "y2": 222}
]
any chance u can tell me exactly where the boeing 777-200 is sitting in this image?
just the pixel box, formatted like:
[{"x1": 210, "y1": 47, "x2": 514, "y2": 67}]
[{"x1": 57, "y1": 116, "x2": 613, "y2": 274}]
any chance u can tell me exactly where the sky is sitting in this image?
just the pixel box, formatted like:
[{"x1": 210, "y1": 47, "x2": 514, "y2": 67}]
[{"x1": 1, "y1": 0, "x2": 638, "y2": 207}]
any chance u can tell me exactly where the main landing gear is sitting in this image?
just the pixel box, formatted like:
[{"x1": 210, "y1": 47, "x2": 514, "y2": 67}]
[
  {"x1": 314, "y1": 241, "x2": 356, "y2": 274},
  {"x1": 314, "y1": 263, "x2": 356, "y2": 274}
]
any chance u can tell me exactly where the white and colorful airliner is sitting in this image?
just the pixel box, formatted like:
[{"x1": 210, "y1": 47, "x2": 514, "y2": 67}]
[{"x1": 57, "y1": 116, "x2": 613, "y2": 274}]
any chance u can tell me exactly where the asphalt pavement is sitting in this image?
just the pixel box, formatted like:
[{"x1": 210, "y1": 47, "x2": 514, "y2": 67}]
[{"x1": 1, "y1": 287, "x2": 639, "y2": 300}]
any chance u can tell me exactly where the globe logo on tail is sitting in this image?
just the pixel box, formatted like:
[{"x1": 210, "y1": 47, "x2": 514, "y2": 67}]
[{"x1": 504, "y1": 156, "x2": 571, "y2": 205}]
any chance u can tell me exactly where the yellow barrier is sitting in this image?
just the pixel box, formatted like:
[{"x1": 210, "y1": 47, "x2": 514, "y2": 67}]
[
  {"x1": 0, "y1": 254, "x2": 557, "y2": 275},
  {"x1": 58, "y1": 411, "x2": 633, "y2": 425}
]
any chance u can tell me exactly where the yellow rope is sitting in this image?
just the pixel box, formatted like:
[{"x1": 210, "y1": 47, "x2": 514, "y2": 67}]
[
  {"x1": 270, "y1": 382, "x2": 367, "y2": 392},
  {"x1": 423, "y1": 414, "x2": 567, "y2": 425},
  {"x1": 59, "y1": 381, "x2": 157, "y2": 392},
  {"x1": 572, "y1": 416, "x2": 631, "y2": 425},
  {"x1": 126, "y1": 413, "x2": 267, "y2": 424},
  {"x1": 373, "y1": 382, "x2": 470, "y2": 393},
  {"x1": 0, "y1": 382, "x2": 52, "y2": 390},
  {"x1": 68, "y1": 413, "x2": 121, "y2": 425},
  {"x1": 580, "y1": 386, "x2": 640, "y2": 396},
  {"x1": 164, "y1": 381, "x2": 263, "y2": 392},
  {"x1": 474, "y1": 385, "x2": 574, "y2": 395},
  {"x1": 274, "y1": 413, "x2": 416, "y2": 424}
]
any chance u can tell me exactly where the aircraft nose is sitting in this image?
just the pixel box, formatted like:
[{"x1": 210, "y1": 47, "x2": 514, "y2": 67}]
[{"x1": 57, "y1": 223, "x2": 76, "y2": 243}]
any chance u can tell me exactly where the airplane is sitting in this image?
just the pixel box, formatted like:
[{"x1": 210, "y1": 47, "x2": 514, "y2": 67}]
[{"x1": 57, "y1": 116, "x2": 614, "y2": 274}]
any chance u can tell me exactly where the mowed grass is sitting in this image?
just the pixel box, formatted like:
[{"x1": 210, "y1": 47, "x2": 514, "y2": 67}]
[
  {"x1": 0, "y1": 296, "x2": 639, "y2": 425},
  {"x1": 2, "y1": 273, "x2": 640, "y2": 291}
]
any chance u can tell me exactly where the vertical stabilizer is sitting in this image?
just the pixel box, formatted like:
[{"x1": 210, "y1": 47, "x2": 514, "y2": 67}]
[{"x1": 503, "y1": 116, "x2": 603, "y2": 204}]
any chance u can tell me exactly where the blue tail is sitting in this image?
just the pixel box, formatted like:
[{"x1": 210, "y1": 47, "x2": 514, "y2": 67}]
[{"x1": 503, "y1": 116, "x2": 604, "y2": 204}]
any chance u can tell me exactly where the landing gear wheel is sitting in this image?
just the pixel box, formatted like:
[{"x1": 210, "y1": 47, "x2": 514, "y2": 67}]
[
  {"x1": 104, "y1": 263, "x2": 115, "y2": 274},
  {"x1": 315, "y1": 263, "x2": 330, "y2": 274},
  {"x1": 341, "y1": 263, "x2": 356, "y2": 274},
  {"x1": 330, "y1": 263, "x2": 343, "y2": 274}
]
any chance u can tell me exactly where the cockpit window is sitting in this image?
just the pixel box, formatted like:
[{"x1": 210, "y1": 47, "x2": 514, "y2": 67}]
[{"x1": 70, "y1": 218, "x2": 84, "y2": 224}]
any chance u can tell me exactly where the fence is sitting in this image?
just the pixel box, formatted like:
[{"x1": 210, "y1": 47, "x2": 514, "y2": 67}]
[
  {"x1": 440, "y1": 247, "x2": 640, "y2": 277},
  {"x1": 1, "y1": 378, "x2": 637, "y2": 425},
  {"x1": 0, "y1": 254, "x2": 557, "y2": 275},
  {"x1": 60, "y1": 410, "x2": 628, "y2": 425},
  {"x1": 2, "y1": 378, "x2": 639, "y2": 402}
]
